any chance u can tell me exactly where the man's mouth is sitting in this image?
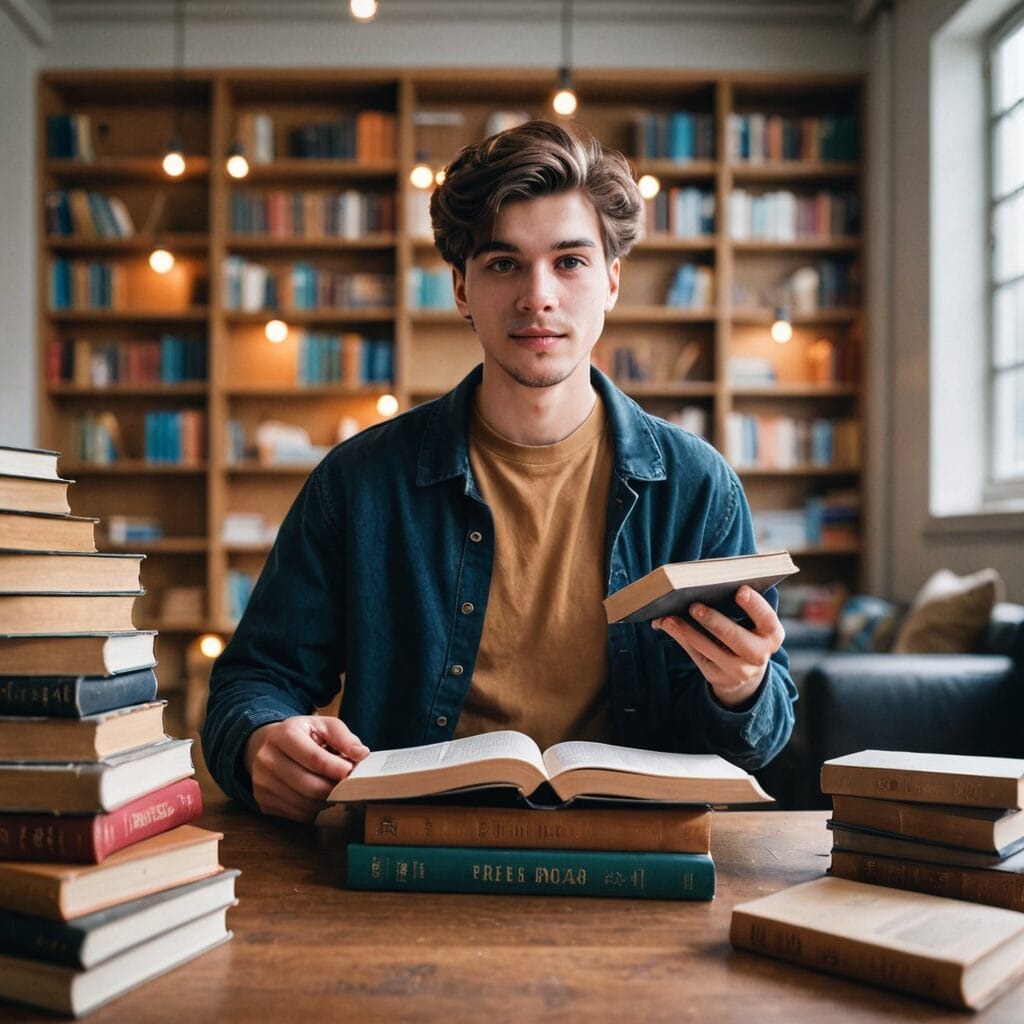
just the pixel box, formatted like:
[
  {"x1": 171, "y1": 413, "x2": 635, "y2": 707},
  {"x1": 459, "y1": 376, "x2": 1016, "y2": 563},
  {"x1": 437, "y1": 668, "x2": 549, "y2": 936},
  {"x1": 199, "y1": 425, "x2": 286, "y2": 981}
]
[{"x1": 509, "y1": 327, "x2": 566, "y2": 351}]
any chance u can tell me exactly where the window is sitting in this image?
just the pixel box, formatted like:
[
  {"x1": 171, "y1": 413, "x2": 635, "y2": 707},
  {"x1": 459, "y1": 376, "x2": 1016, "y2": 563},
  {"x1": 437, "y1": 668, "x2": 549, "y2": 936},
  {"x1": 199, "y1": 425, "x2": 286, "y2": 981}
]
[{"x1": 990, "y1": 11, "x2": 1024, "y2": 493}]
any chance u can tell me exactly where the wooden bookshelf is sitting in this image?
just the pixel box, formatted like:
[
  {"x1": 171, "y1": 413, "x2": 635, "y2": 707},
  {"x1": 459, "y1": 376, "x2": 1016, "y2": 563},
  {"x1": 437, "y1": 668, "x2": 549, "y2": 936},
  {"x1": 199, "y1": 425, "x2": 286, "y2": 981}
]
[{"x1": 37, "y1": 68, "x2": 865, "y2": 694}]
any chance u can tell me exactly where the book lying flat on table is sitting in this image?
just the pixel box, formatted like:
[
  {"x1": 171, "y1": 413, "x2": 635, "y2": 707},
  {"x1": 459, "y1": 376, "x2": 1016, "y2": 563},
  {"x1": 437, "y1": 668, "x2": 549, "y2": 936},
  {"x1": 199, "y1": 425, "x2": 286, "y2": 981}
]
[
  {"x1": 0, "y1": 904, "x2": 232, "y2": 1018},
  {"x1": 0, "y1": 592, "x2": 141, "y2": 634},
  {"x1": 603, "y1": 549, "x2": 798, "y2": 625},
  {"x1": 347, "y1": 844, "x2": 716, "y2": 901},
  {"x1": 0, "y1": 550, "x2": 144, "y2": 594},
  {"x1": 0, "y1": 737, "x2": 194, "y2": 813},
  {"x1": 730, "y1": 875, "x2": 1024, "y2": 1011},
  {"x1": 0, "y1": 777, "x2": 203, "y2": 863},
  {"x1": 0, "y1": 869, "x2": 238, "y2": 970},
  {"x1": 0, "y1": 824, "x2": 223, "y2": 920},
  {"x1": 0, "y1": 700, "x2": 166, "y2": 762},
  {"x1": 0, "y1": 473, "x2": 71, "y2": 516},
  {"x1": 0, "y1": 509, "x2": 97, "y2": 552},
  {"x1": 363, "y1": 800, "x2": 712, "y2": 852},
  {"x1": 0, "y1": 631, "x2": 157, "y2": 677},
  {"x1": 0, "y1": 666, "x2": 159, "y2": 718},
  {"x1": 821, "y1": 750, "x2": 1024, "y2": 809},
  {"x1": 828, "y1": 820, "x2": 1024, "y2": 868},
  {"x1": 830, "y1": 794, "x2": 1024, "y2": 857},
  {"x1": 0, "y1": 445, "x2": 62, "y2": 481},
  {"x1": 328, "y1": 730, "x2": 771, "y2": 806}
]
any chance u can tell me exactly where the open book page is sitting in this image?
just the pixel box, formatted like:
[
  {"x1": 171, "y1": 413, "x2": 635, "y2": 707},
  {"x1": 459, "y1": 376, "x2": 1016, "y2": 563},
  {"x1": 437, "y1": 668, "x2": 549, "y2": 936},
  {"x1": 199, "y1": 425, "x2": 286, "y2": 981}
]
[
  {"x1": 542, "y1": 741, "x2": 752, "y2": 781},
  {"x1": 346, "y1": 730, "x2": 548, "y2": 782}
]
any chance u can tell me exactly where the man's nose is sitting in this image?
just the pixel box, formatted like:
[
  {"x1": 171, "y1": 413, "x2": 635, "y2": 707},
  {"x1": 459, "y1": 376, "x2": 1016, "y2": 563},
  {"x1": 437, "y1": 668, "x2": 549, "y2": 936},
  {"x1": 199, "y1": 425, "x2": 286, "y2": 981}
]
[{"x1": 516, "y1": 266, "x2": 558, "y2": 313}]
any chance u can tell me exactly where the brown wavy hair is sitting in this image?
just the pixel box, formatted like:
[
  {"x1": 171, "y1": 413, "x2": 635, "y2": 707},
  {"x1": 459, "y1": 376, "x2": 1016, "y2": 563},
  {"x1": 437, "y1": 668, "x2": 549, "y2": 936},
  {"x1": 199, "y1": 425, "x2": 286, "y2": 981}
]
[{"x1": 430, "y1": 119, "x2": 643, "y2": 272}]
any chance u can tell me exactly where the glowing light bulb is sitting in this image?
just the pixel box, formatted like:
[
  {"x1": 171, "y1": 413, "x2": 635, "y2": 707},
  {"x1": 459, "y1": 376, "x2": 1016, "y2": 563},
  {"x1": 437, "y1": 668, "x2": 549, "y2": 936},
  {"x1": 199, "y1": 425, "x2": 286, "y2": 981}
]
[
  {"x1": 198, "y1": 634, "x2": 225, "y2": 659},
  {"x1": 376, "y1": 393, "x2": 399, "y2": 417},
  {"x1": 149, "y1": 248, "x2": 175, "y2": 274},
  {"x1": 409, "y1": 163, "x2": 434, "y2": 190},
  {"x1": 770, "y1": 317, "x2": 793, "y2": 344},
  {"x1": 265, "y1": 319, "x2": 289, "y2": 344},
  {"x1": 552, "y1": 87, "x2": 578, "y2": 117},
  {"x1": 162, "y1": 149, "x2": 185, "y2": 177},
  {"x1": 226, "y1": 152, "x2": 250, "y2": 179},
  {"x1": 350, "y1": 0, "x2": 378, "y2": 21},
  {"x1": 434, "y1": 168, "x2": 446, "y2": 186},
  {"x1": 638, "y1": 174, "x2": 661, "y2": 199}
]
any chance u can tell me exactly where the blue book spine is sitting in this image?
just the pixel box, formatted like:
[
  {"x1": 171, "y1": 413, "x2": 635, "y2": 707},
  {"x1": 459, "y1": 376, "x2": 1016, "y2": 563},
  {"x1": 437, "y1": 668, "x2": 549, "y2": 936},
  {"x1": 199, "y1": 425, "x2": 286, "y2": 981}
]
[{"x1": 346, "y1": 844, "x2": 716, "y2": 900}]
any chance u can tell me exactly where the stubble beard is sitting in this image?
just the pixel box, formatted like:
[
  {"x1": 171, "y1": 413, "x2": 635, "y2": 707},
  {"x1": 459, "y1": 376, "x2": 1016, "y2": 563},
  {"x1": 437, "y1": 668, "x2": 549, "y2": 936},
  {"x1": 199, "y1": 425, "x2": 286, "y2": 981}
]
[{"x1": 494, "y1": 351, "x2": 588, "y2": 390}]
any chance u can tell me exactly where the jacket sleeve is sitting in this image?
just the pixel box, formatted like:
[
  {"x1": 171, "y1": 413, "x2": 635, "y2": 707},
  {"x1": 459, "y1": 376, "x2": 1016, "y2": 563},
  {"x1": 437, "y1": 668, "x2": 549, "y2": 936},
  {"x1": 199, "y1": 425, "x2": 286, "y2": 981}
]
[{"x1": 201, "y1": 463, "x2": 347, "y2": 807}]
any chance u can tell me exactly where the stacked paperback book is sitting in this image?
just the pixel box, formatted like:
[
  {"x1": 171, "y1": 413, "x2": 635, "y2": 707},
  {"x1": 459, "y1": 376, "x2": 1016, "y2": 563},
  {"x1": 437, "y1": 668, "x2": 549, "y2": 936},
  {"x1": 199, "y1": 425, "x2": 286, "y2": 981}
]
[
  {"x1": 729, "y1": 749, "x2": 1024, "y2": 1011},
  {"x1": 328, "y1": 729, "x2": 772, "y2": 899},
  {"x1": 0, "y1": 444, "x2": 236, "y2": 1017}
]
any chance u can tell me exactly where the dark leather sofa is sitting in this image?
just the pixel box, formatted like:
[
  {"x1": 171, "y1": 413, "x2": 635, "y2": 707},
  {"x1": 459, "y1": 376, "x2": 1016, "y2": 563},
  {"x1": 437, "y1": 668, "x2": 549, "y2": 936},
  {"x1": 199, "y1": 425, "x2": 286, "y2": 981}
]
[{"x1": 755, "y1": 601, "x2": 1024, "y2": 809}]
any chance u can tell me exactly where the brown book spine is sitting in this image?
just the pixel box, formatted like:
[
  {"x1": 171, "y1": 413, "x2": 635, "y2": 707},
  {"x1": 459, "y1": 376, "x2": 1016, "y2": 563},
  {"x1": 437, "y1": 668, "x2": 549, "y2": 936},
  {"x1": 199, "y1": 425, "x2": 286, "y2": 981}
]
[
  {"x1": 730, "y1": 907, "x2": 968, "y2": 1010},
  {"x1": 820, "y1": 766, "x2": 1021, "y2": 809},
  {"x1": 363, "y1": 803, "x2": 711, "y2": 852},
  {"x1": 0, "y1": 778, "x2": 203, "y2": 863},
  {"x1": 829, "y1": 850, "x2": 1024, "y2": 913}
]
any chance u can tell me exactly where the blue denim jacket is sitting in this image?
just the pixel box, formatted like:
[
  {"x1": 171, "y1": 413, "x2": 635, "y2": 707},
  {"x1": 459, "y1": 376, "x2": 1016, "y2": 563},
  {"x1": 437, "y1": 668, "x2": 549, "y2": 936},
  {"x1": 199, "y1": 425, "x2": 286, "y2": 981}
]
[{"x1": 203, "y1": 365, "x2": 797, "y2": 807}]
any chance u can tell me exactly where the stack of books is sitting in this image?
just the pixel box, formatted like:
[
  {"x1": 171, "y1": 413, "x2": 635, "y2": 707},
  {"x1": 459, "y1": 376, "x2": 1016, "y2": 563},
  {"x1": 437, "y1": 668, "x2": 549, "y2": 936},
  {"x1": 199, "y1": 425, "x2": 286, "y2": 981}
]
[
  {"x1": 328, "y1": 729, "x2": 773, "y2": 900},
  {"x1": 0, "y1": 444, "x2": 236, "y2": 1017},
  {"x1": 821, "y1": 748, "x2": 1024, "y2": 913},
  {"x1": 728, "y1": 749, "x2": 1024, "y2": 1011}
]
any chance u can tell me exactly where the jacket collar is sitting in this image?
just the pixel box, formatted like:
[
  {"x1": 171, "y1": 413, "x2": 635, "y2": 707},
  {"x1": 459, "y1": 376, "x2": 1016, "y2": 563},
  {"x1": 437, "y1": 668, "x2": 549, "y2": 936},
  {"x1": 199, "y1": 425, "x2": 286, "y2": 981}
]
[{"x1": 416, "y1": 362, "x2": 667, "y2": 487}]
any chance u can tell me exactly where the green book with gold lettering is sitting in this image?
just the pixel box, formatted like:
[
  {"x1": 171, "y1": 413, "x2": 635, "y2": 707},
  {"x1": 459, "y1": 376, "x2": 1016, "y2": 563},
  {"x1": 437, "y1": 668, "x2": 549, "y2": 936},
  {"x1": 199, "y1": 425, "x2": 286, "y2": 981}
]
[{"x1": 346, "y1": 843, "x2": 715, "y2": 900}]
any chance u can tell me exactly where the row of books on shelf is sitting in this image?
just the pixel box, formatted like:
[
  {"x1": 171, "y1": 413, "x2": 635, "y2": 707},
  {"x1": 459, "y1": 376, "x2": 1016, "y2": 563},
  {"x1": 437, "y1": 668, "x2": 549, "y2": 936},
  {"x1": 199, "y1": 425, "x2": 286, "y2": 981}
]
[
  {"x1": 295, "y1": 332, "x2": 393, "y2": 385},
  {"x1": 68, "y1": 409, "x2": 206, "y2": 466},
  {"x1": 727, "y1": 188, "x2": 859, "y2": 241},
  {"x1": 44, "y1": 189, "x2": 135, "y2": 240},
  {"x1": 223, "y1": 256, "x2": 394, "y2": 312},
  {"x1": 44, "y1": 113, "x2": 96, "y2": 161},
  {"x1": 726, "y1": 112, "x2": 858, "y2": 163},
  {"x1": 605, "y1": 337, "x2": 705, "y2": 385},
  {"x1": 47, "y1": 334, "x2": 208, "y2": 387},
  {"x1": 235, "y1": 108, "x2": 396, "y2": 163},
  {"x1": 632, "y1": 111, "x2": 716, "y2": 161},
  {"x1": 220, "y1": 511, "x2": 279, "y2": 545},
  {"x1": 753, "y1": 489, "x2": 859, "y2": 550},
  {"x1": 732, "y1": 749, "x2": 1024, "y2": 1012},
  {"x1": 644, "y1": 186, "x2": 715, "y2": 240},
  {"x1": 48, "y1": 258, "x2": 124, "y2": 312},
  {"x1": 229, "y1": 188, "x2": 396, "y2": 239},
  {"x1": 665, "y1": 263, "x2": 715, "y2": 309},
  {"x1": 0, "y1": 444, "x2": 236, "y2": 1015},
  {"x1": 406, "y1": 266, "x2": 458, "y2": 311},
  {"x1": 725, "y1": 412, "x2": 860, "y2": 470}
]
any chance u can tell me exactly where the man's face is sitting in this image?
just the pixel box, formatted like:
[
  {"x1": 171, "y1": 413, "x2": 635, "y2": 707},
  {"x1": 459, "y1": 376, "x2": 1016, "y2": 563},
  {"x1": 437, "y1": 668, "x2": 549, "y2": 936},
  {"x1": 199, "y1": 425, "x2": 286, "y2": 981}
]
[{"x1": 452, "y1": 189, "x2": 620, "y2": 391}]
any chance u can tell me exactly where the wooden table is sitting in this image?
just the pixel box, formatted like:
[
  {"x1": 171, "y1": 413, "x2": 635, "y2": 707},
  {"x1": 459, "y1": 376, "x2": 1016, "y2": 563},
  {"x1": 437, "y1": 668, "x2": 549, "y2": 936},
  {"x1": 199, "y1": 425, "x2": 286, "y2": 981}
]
[{"x1": 4, "y1": 787, "x2": 1024, "y2": 1023}]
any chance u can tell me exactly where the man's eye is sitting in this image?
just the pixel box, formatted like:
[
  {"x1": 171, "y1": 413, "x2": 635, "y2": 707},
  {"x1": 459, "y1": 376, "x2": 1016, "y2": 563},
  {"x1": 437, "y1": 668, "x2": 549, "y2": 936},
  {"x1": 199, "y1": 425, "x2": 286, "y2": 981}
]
[
  {"x1": 558, "y1": 255, "x2": 586, "y2": 270},
  {"x1": 488, "y1": 259, "x2": 516, "y2": 273}
]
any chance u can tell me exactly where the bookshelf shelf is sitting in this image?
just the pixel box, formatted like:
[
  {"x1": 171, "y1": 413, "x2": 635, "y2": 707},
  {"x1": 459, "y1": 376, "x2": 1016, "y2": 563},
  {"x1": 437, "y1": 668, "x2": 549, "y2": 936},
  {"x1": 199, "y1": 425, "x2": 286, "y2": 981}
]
[{"x1": 38, "y1": 68, "x2": 865, "y2": 689}]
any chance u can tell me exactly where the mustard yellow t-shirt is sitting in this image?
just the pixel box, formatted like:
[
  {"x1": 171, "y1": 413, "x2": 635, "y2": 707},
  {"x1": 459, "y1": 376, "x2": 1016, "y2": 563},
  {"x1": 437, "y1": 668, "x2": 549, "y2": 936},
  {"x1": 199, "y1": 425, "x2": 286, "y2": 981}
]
[{"x1": 455, "y1": 397, "x2": 614, "y2": 751}]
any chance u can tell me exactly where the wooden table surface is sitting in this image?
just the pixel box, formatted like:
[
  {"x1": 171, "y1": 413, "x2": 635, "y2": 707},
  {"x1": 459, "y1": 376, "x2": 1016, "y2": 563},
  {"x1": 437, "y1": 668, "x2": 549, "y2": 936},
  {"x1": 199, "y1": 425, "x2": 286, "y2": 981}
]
[{"x1": 4, "y1": 777, "x2": 1024, "y2": 1023}]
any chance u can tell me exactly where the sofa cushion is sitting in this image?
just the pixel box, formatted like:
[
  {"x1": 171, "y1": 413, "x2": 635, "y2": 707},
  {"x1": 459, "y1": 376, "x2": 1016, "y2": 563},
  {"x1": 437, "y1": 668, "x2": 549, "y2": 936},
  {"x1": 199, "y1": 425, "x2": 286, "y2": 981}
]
[
  {"x1": 834, "y1": 594, "x2": 902, "y2": 652},
  {"x1": 892, "y1": 568, "x2": 1005, "y2": 654}
]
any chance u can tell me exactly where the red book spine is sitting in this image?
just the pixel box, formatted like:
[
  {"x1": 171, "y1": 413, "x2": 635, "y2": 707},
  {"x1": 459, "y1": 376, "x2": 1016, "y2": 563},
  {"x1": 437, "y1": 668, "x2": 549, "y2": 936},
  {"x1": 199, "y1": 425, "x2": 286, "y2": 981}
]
[{"x1": 0, "y1": 778, "x2": 203, "y2": 864}]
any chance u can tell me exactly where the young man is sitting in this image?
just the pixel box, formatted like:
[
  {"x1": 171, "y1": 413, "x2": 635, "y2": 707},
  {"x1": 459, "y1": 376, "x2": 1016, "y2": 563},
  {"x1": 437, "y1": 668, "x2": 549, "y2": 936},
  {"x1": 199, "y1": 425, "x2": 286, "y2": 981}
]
[{"x1": 202, "y1": 120, "x2": 796, "y2": 822}]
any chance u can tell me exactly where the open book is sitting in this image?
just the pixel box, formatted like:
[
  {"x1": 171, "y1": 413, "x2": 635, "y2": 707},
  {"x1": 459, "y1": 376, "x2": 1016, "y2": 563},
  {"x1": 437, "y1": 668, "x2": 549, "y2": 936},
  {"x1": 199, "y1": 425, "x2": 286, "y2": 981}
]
[
  {"x1": 327, "y1": 730, "x2": 771, "y2": 806},
  {"x1": 603, "y1": 550, "x2": 798, "y2": 625}
]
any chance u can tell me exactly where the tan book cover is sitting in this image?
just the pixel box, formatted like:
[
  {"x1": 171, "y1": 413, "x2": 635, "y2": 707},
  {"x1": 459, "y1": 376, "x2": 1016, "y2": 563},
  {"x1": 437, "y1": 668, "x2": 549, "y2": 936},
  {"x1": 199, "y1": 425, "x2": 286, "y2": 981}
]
[
  {"x1": 0, "y1": 510, "x2": 97, "y2": 553},
  {"x1": 0, "y1": 631, "x2": 156, "y2": 677},
  {"x1": 0, "y1": 551, "x2": 143, "y2": 594}
]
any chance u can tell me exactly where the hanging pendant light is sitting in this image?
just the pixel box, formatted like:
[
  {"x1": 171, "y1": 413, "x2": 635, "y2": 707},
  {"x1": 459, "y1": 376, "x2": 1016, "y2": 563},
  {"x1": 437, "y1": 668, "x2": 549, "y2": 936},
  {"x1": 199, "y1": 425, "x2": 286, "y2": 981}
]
[{"x1": 552, "y1": 0, "x2": 578, "y2": 117}]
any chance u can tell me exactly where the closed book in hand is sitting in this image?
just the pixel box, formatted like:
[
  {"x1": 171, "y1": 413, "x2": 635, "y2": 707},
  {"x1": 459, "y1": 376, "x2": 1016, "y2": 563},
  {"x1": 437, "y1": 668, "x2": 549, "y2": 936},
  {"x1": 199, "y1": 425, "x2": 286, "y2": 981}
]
[{"x1": 603, "y1": 550, "x2": 798, "y2": 624}]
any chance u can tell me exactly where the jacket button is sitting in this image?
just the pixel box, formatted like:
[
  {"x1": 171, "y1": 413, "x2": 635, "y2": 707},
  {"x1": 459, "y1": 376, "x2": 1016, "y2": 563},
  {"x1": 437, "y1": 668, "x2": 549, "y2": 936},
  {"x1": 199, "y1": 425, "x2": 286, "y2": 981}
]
[
  {"x1": 450, "y1": 664, "x2": 464, "y2": 676},
  {"x1": 460, "y1": 602, "x2": 475, "y2": 614},
  {"x1": 436, "y1": 715, "x2": 448, "y2": 727},
  {"x1": 469, "y1": 531, "x2": 483, "y2": 542}
]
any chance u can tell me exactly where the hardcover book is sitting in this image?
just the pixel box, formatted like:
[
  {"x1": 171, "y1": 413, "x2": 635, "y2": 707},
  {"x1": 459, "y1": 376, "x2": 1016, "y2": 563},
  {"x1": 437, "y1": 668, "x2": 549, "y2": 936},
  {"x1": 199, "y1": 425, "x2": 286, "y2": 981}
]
[
  {"x1": 363, "y1": 800, "x2": 712, "y2": 852},
  {"x1": 347, "y1": 843, "x2": 716, "y2": 900},
  {"x1": 828, "y1": 820, "x2": 1024, "y2": 868},
  {"x1": 730, "y1": 875, "x2": 1024, "y2": 1011},
  {"x1": 0, "y1": 550, "x2": 144, "y2": 594},
  {"x1": 820, "y1": 750, "x2": 1024, "y2": 810},
  {"x1": 328, "y1": 731, "x2": 771, "y2": 806},
  {"x1": 0, "y1": 510, "x2": 97, "y2": 552},
  {"x1": 0, "y1": 592, "x2": 141, "y2": 634},
  {"x1": 0, "y1": 473, "x2": 70, "y2": 516},
  {"x1": 0, "y1": 631, "x2": 157, "y2": 677},
  {"x1": 0, "y1": 737, "x2": 194, "y2": 813},
  {"x1": 603, "y1": 550, "x2": 798, "y2": 624},
  {"x1": 0, "y1": 777, "x2": 202, "y2": 863},
  {"x1": 0, "y1": 700, "x2": 165, "y2": 761},
  {"x1": 0, "y1": 824, "x2": 223, "y2": 920},
  {"x1": 0, "y1": 446, "x2": 62, "y2": 481},
  {"x1": 0, "y1": 869, "x2": 238, "y2": 969},
  {"x1": 829, "y1": 794, "x2": 1024, "y2": 856},
  {"x1": 0, "y1": 666, "x2": 159, "y2": 718}
]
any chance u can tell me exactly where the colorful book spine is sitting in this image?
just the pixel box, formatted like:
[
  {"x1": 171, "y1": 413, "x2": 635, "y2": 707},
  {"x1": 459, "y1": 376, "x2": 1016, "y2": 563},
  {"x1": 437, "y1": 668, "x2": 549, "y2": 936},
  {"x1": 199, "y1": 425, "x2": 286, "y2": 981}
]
[
  {"x1": 363, "y1": 802, "x2": 711, "y2": 853},
  {"x1": 0, "y1": 778, "x2": 202, "y2": 863},
  {"x1": 346, "y1": 844, "x2": 716, "y2": 900},
  {"x1": 0, "y1": 667, "x2": 158, "y2": 718}
]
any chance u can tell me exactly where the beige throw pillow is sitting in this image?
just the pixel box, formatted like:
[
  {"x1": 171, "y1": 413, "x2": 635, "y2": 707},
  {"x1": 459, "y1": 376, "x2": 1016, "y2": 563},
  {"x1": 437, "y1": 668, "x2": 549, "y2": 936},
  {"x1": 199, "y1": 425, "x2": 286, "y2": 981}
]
[{"x1": 891, "y1": 568, "x2": 1005, "y2": 654}]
